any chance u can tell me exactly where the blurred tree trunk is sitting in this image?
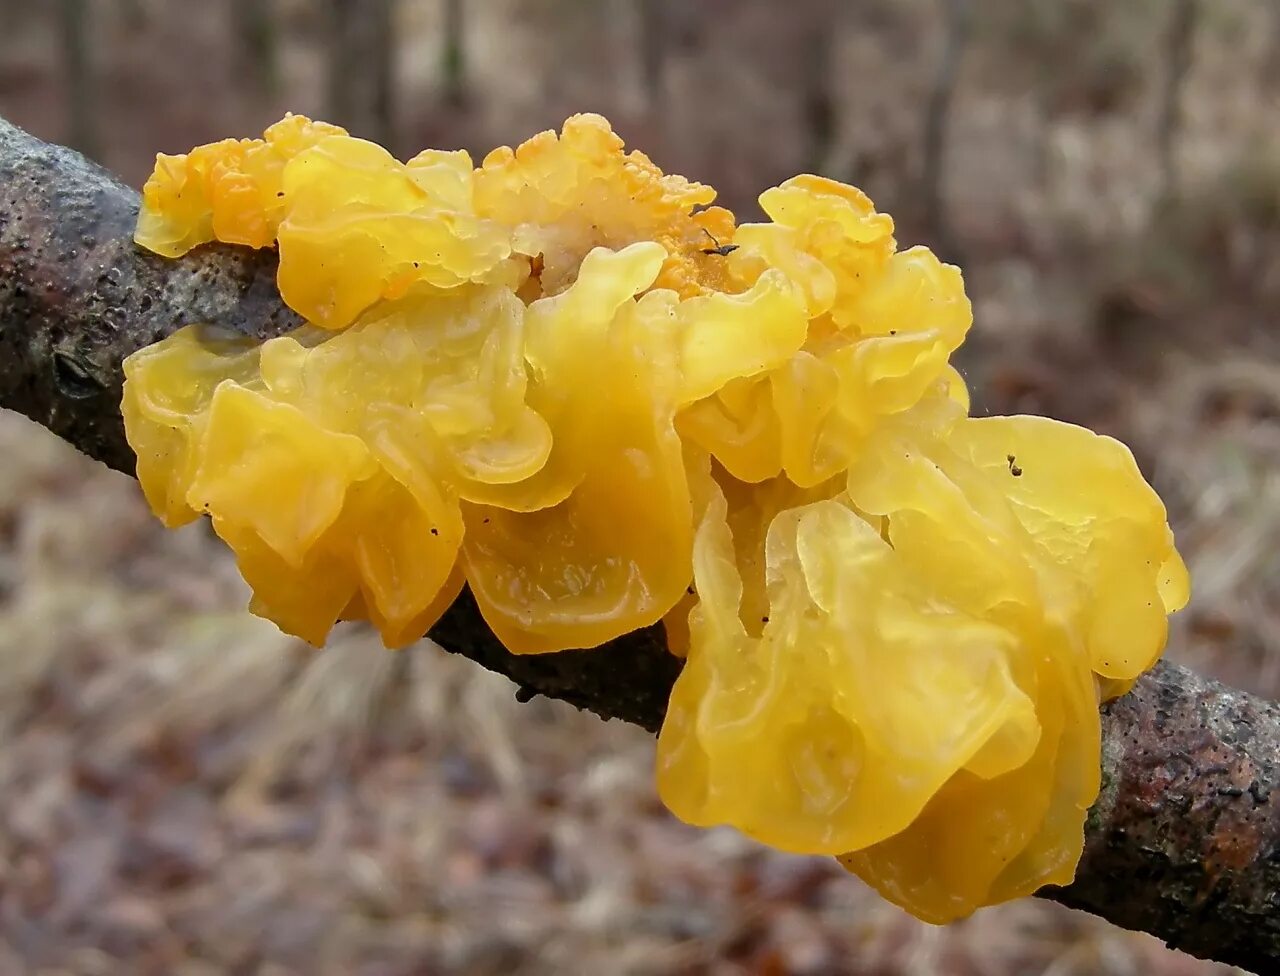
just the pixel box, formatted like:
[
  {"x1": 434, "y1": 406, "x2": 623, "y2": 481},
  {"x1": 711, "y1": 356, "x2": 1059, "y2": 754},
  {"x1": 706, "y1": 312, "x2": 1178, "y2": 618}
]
[
  {"x1": 58, "y1": 0, "x2": 97, "y2": 159},
  {"x1": 1269, "y1": 4, "x2": 1280, "y2": 90},
  {"x1": 118, "y1": 0, "x2": 147, "y2": 29},
  {"x1": 440, "y1": 0, "x2": 467, "y2": 108},
  {"x1": 1157, "y1": 0, "x2": 1198, "y2": 199},
  {"x1": 326, "y1": 0, "x2": 395, "y2": 147},
  {"x1": 920, "y1": 0, "x2": 970, "y2": 257},
  {"x1": 232, "y1": 0, "x2": 280, "y2": 98},
  {"x1": 800, "y1": 0, "x2": 839, "y2": 175},
  {"x1": 637, "y1": 0, "x2": 667, "y2": 112}
]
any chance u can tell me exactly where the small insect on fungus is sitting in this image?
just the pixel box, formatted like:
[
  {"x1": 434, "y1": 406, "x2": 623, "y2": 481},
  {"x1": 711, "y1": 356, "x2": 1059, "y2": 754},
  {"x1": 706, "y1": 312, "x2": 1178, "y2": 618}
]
[
  {"x1": 700, "y1": 229, "x2": 739, "y2": 257},
  {"x1": 1007, "y1": 454, "x2": 1023, "y2": 477}
]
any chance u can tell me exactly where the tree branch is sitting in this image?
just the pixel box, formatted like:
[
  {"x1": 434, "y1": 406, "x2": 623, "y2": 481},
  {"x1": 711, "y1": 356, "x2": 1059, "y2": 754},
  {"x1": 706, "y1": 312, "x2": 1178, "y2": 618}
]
[{"x1": 1, "y1": 115, "x2": 1277, "y2": 973}]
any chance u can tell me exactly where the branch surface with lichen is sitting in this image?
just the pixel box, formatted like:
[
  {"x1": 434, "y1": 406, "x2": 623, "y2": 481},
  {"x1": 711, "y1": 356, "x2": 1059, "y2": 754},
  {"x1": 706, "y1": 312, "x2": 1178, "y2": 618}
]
[{"x1": 1, "y1": 115, "x2": 1278, "y2": 974}]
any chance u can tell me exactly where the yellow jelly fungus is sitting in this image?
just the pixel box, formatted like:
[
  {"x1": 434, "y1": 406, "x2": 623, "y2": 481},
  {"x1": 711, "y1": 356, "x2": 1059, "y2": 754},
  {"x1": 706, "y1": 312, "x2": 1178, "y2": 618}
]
[
  {"x1": 275, "y1": 137, "x2": 519, "y2": 329},
  {"x1": 658, "y1": 392, "x2": 1187, "y2": 922},
  {"x1": 124, "y1": 113, "x2": 1188, "y2": 923},
  {"x1": 136, "y1": 114, "x2": 349, "y2": 256},
  {"x1": 473, "y1": 112, "x2": 739, "y2": 300}
]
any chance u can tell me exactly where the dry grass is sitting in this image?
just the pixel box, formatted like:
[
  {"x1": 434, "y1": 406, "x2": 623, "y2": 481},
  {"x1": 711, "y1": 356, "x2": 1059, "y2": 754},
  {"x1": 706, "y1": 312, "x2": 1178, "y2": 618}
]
[
  {"x1": 0, "y1": 413, "x2": 1243, "y2": 976},
  {"x1": 2, "y1": 0, "x2": 1279, "y2": 972}
]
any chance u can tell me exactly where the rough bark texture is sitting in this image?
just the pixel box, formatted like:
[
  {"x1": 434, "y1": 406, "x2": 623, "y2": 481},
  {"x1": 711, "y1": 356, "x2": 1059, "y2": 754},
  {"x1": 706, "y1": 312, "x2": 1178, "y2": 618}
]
[
  {"x1": 1, "y1": 115, "x2": 1278, "y2": 973},
  {"x1": 1047, "y1": 664, "x2": 1280, "y2": 972},
  {"x1": 0, "y1": 116, "x2": 302, "y2": 474}
]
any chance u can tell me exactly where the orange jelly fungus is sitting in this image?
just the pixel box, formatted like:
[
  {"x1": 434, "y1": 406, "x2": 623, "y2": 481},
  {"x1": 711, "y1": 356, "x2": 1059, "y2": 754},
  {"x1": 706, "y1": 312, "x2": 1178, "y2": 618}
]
[{"x1": 125, "y1": 113, "x2": 1188, "y2": 922}]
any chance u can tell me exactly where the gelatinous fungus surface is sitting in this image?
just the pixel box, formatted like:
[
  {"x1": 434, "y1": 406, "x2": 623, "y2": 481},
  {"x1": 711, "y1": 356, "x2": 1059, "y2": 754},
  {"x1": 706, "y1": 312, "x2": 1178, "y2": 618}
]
[{"x1": 124, "y1": 113, "x2": 1188, "y2": 922}]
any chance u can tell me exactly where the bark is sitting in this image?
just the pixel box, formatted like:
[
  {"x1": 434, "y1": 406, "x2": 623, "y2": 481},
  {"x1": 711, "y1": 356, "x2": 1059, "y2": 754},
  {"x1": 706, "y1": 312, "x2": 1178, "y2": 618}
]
[
  {"x1": 0, "y1": 116, "x2": 300, "y2": 474},
  {"x1": 325, "y1": 0, "x2": 396, "y2": 147},
  {"x1": 2, "y1": 115, "x2": 1279, "y2": 974},
  {"x1": 1047, "y1": 663, "x2": 1280, "y2": 971}
]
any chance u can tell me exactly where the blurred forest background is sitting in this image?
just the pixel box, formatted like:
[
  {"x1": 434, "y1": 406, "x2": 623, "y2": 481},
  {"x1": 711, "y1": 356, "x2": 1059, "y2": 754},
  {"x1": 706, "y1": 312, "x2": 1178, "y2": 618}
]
[{"x1": 1, "y1": 0, "x2": 1278, "y2": 973}]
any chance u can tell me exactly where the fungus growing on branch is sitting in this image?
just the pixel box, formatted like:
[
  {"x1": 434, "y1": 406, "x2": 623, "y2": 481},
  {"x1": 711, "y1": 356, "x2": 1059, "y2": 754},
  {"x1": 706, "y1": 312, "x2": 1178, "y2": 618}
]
[{"x1": 123, "y1": 113, "x2": 1188, "y2": 923}]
